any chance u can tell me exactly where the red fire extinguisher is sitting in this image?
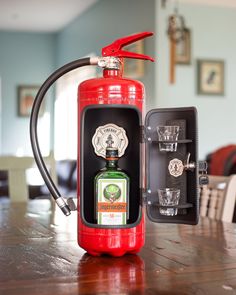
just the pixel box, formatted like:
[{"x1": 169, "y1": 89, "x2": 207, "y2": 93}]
[{"x1": 30, "y1": 32, "x2": 203, "y2": 257}]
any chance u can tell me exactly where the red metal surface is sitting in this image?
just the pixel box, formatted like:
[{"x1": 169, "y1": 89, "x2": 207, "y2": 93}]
[
  {"x1": 79, "y1": 69, "x2": 144, "y2": 105},
  {"x1": 77, "y1": 69, "x2": 145, "y2": 256}
]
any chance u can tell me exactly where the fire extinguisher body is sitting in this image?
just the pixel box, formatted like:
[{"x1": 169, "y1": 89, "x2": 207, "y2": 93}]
[
  {"x1": 29, "y1": 32, "x2": 154, "y2": 257},
  {"x1": 78, "y1": 69, "x2": 145, "y2": 256}
]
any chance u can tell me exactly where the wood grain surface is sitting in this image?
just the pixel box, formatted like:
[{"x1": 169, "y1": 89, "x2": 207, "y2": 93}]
[{"x1": 0, "y1": 199, "x2": 236, "y2": 295}]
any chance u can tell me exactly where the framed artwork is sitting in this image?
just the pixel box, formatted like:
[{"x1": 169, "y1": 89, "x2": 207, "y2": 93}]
[
  {"x1": 175, "y1": 29, "x2": 191, "y2": 65},
  {"x1": 18, "y1": 85, "x2": 43, "y2": 117},
  {"x1": 197, "y1": 60, "x2": 225, "y2": 95},
  {"x1": 124, "y1": 40, "x2": 145, "y2": 78}
]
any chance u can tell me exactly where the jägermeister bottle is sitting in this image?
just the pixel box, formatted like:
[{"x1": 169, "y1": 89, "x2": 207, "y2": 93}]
[{"x1": 95, "y1": 147, "x2": 129, "y2": 225}]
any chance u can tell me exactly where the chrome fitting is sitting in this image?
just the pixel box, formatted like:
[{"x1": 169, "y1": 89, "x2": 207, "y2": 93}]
[
  {"x1": 67, "y1": 198, "x2": 77, "y2": 211},
  {"x1": 184, "y1": 153, "x2": 196, "y2": 171},
  {"x1": 90, "y1": 56, "x2": 99, "y2": 65},
  {"x1": 185, "y1": 161, "x2": 196, "y2": 171},
  {"x1": 55, "y1": 197, "x2": 67, "y2": 208},
  {"x1": 97, "y1": 56, "x2": 121, "y2": 69}
]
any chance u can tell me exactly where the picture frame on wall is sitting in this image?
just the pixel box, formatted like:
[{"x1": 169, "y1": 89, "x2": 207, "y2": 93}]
[
  {"x1": 124, "y1": 40, "x2": 145, "y2": 78},
  {"x1": 18, "y1": 85, "x2": 43, "y2": 117},
  {"x1": 175, "y1": 29, "x2": 191, "y2": 65},
  {"x1": 197, "y1": 59, "x2": 225, "y2": 95}
]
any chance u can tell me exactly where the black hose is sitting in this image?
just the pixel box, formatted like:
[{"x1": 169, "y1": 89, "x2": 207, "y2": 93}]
[{"x1": 30, "y1": 57, "x2": 92, "y2": 216}]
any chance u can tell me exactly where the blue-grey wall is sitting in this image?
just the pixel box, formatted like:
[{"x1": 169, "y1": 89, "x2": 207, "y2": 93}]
[
  {"x1": 0, "y1": 0, "x2": 156, "y2": 156},
  {"x1": 1, "y1": 1, "x2": 236, "y2": 161},
  {"x1": 0, "y1": 31, "x2": 56, "y2": 155},
  {"x1": 156, "y1": 2, "x2": 236, "y2": 159},
  {"x1": 56, "y1": 0, "x2": 156, "y2": 109}
]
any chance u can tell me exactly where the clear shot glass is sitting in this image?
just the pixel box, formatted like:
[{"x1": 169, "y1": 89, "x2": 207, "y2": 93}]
[
  {"x1": 156, "y1": 126, "x2": 180, "y2": 152},
  {"x1": 157, "y1": 188, "x2": 180, "y2": 216}
]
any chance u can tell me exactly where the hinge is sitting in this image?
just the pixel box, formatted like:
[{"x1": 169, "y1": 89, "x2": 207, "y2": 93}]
[
  {"x1": 141, "y1": 188, "x2": 152, "y2": 205},
  {"x1": 140, "y1": 125, "x2": 153, "y2": 143},
  {"x1": 140, "y1": 125, "x2": 145, "y2": 143},
  {"x1": 141, "y1": 188, "x2": 147, "y2": 205}
]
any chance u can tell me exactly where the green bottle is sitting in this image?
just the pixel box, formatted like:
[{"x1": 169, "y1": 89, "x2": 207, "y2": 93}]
[{"x1": 95, "y1": 147, "x2": 129, "y2": 225}]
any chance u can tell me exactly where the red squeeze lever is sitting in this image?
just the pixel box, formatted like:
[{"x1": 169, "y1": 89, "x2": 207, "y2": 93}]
[{"x1": 102, "y1": 31, "x2": 154, "y2": 62}]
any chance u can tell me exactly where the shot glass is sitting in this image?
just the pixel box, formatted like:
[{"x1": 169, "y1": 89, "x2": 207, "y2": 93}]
[
  {"x1": 157, "y1": 188, "x2": 180, "y2": 216},
  {"x1": 156, "y1": 125, "x2": 180, "y2": 152}
]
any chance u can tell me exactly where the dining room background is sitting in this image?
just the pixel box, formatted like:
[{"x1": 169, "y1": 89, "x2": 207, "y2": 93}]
[{"x1": 0, "y1": 0, "x2": 235, "y2": 161}]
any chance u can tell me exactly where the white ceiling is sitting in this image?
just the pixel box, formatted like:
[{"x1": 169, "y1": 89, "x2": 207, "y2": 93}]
[
  {"x1": 0, "y1": 0, "x2": 235, "y2": 33},
  {"x1": 0, "y1": 0, "x2": 98, "y2": 32}
]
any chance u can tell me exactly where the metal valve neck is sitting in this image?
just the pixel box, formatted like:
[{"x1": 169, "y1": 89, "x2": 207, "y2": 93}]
[{"x1": 98, "y1": 56, "x2": 122, "y2": 70}]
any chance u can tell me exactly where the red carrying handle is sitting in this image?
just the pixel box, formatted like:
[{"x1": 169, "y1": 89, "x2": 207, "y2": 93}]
[{"x1": 102, "y1": 32, "x2": 154, "y2": 62}]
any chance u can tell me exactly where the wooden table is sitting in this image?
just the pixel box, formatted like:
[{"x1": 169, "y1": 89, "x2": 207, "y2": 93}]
[{"x1": 0, "y1": 199, "x2": 236, "y2": 295}]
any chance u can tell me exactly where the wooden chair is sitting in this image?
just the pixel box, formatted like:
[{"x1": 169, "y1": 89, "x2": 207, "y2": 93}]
[
  {"x1": 0, "y1": 151, "x2": 57, "y2": 202},
  {"x1": 200, "y1": 174, "x2": 236, "y2": 222}
]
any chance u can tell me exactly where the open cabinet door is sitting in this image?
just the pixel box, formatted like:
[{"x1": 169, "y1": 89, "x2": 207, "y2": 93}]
[{"x1": 144, "y1": 107, "x2": 199, "y2": 225}]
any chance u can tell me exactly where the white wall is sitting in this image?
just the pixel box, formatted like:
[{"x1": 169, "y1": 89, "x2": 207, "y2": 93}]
[{"x1": 155, "y1": 1, "x2": 236, "y2": 159}]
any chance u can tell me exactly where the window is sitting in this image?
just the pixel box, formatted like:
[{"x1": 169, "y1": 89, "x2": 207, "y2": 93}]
[{"x1": 54, "y1": 55, "x2": 96, "y2": 160}]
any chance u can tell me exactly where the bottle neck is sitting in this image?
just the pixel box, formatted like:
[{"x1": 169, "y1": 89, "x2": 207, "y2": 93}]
[{"x1": 106, "y1": 158, "x2": 118, "y2": 169}]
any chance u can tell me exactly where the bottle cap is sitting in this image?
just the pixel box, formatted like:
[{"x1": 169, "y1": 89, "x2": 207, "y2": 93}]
[{"x1": 106, "y1": 147, "x2": 119, "y2": 159}]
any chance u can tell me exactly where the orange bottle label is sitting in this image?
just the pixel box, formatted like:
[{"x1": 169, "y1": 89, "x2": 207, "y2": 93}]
[{"x1": 97, "y1": 202, "x2": 127, "y2": 213}]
